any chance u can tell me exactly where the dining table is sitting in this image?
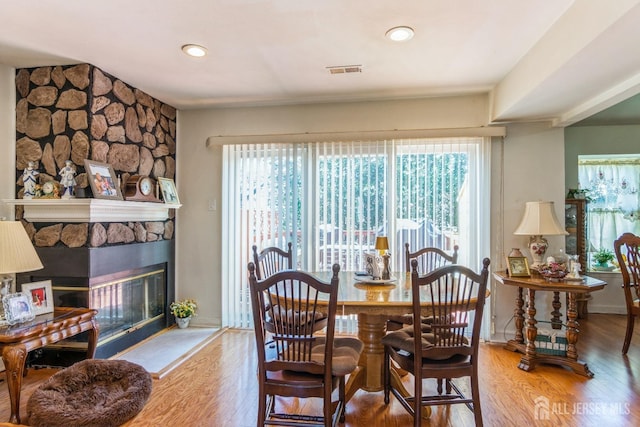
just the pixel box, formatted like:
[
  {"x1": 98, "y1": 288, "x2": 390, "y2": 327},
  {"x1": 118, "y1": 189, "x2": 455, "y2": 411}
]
[{"x1": 310, "y1": 270, "x2": 488, "y2": 405}]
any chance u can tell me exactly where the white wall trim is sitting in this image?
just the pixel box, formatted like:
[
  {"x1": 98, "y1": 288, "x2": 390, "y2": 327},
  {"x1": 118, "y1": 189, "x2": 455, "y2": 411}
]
[{"x1": 206, "y1": 126, "x2": 506, "y2": 147}]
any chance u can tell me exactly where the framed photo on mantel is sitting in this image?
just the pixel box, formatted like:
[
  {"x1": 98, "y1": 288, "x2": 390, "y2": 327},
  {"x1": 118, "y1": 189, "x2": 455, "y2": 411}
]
[
  {"x1": 158, "y1": 177, "x2": 180, "y2": 204},
  {"x1": 84, "y1": 160, "x2": 123, "y2": 200}
]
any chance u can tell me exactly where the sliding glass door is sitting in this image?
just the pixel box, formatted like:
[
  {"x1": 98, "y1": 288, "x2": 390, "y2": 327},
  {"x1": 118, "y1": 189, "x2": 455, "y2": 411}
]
[{"x1": 222, "y1": 137, "x2": 490, "y2": 328}]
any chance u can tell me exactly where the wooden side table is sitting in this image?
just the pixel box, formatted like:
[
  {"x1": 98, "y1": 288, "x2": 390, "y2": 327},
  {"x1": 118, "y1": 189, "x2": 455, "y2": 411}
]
[
  {"x1": 493, "y1": 271, "x2": 606, "y2": 378},
  {"x1": 0, "y1": 307, "x2": 99, "y2": 424}
]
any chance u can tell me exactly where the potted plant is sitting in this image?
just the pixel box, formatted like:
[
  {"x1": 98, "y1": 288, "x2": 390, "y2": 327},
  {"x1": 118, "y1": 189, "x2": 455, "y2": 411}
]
[
  {"x1": 170, "y1": 299, "x2": 197, "y2": 328},
  {"x1": 592, "y1": 248, "x2": 615, "y2": 269}
]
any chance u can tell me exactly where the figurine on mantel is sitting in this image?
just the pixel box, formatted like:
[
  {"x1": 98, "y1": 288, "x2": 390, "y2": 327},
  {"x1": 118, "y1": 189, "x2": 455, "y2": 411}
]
[
  {"x1": 58, "y1": 160, "x2": 77, "y2": 199},
  {"x1": 22, "y1": 161, "x2": 39, "y2": 199}
]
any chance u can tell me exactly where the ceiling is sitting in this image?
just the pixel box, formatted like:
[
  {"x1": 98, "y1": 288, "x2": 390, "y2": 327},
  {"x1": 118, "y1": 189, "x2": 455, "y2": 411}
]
[{"x1": 2, "y1": 1, "x2": 640, "y2": 125}]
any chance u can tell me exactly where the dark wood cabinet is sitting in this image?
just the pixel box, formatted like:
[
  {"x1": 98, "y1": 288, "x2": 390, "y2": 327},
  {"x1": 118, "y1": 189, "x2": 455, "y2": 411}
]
[
  {"x1": 565, "y1": 198, "x2": 589, "y2": 318},
  {"x1": 565, "y1": 198, "x2": 588, "y2": 270}
]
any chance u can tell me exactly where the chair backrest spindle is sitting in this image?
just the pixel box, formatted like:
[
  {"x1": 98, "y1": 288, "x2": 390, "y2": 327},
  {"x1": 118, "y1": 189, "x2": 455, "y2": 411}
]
[
  {"x1": 410, "y1": 257, "x2": 490, "y2": 360},
  {"x1": 405, "y1": 243, "x2": 459, "y2": 273},
  {"x1": 252, "y1": 242, "x2": 293, "y2": 280}
]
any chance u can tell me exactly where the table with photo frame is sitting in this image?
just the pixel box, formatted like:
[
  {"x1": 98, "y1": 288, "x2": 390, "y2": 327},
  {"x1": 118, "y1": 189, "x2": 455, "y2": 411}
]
[
  {"x1": 493, "y1": 270, "x2": 606, "y2": 378},
  {"x1": 0, "y1": 307, "x2": 99, "y2": 424}
]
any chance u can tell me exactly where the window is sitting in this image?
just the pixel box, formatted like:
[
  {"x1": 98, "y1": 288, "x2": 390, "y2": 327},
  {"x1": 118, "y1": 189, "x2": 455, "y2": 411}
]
[
  {"x1": 221, "y1": 137, "x2": 491, "y2": 327},
  {"x1": 578, "y1": 154, "x2": 640, "y2": 270}
]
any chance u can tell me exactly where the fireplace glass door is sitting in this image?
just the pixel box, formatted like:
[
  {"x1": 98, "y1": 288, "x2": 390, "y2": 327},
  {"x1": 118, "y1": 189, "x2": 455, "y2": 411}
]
[{"x1": 54, "y1": 264, "x2": 166, "y2": 342}]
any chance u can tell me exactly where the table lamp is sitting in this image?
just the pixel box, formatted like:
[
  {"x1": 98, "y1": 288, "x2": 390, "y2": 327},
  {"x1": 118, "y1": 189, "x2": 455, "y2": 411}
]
[
  {"x1": 375, "y1": 236, "x2": 391, "y2": 280},
  {"x1": 375, "y1": 236, "x2": 389, "y2": 255},
  {"x1": 0, "y1": 220, "x2": 44, "y2": 319},
  {"x1": 513, "y1": 201, "x2": 567, "y2": 269}
]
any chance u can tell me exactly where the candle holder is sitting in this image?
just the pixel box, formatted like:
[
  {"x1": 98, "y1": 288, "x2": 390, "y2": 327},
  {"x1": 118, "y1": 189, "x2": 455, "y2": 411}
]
[{"x1": 382, "y1": 253, "x2": 391, "y2": 280}]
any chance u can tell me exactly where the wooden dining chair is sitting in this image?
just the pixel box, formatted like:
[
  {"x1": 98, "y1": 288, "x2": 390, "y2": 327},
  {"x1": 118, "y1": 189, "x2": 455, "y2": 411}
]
[
  {"x1": 614, "y1": 232, "x2": 640, "y2": 354},
  {"x1": 252, "y1": 242, "x2": 293, "y2": 280},
  {"x1": 382, "y1": 257, "x2": 490, "y2": 427},
  {"x1": 248, "y1": 263, "x2": 364, "y2": 427},
  {"x1": 386, "y1": 244, "x2": 460, "y2": 331},
  {"x1": 252, "y1": 242, "x2": 328, "y2": 333}
]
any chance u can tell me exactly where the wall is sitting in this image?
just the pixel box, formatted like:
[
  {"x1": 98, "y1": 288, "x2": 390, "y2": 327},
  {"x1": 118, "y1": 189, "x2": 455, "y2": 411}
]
[
  {"x1": 3, "y1": 72, "x2": 622, "y2": 337},
  {"x1": 0, "y1": 64, "x2": 15, "y2": 372},
  {"x1": 565, "y1": 124, "x2": 640, "y2": 189},
  {"x1": 1, "y1": 64, "x2": 16, "y2": 220},
  {"x1": 496, "y1": 123, "x2": 568, "y2": 338},
  {"x1": 178, "y1": 101, "x2": 575, "y2": 340},
  {"x1": 563, "y1": 124, "x2": 640, "y2": 313},
  {"x1": 177, "y1": 94, "x2": 521, "y2": 331}
]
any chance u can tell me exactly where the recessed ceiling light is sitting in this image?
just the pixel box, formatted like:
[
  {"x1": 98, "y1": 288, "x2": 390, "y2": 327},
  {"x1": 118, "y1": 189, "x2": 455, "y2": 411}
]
[
  {"x1": 385, "y1": 26, "x2": 414, "y2": 42},
  {"x1": 181, "y1": 44, "x2": 207, "y2": 57}
]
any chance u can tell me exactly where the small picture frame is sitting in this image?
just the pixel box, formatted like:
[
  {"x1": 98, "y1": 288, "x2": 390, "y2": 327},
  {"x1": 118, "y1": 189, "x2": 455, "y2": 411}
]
[
  {"x1": 21, "y1": 280, "x2": 54, "y2": 315},
  {"x1": 507, "y1": 256, "x2": 531, "y2": 277},
  {"x1": 364, "y1": 252, "x2": 383, "y2": 279},
  {"x1": 158, "y1": 177, "x2": 180, "y2": 204},
  {"x1": 84, "y1": 160, "x2": 123, "y2": 200},
  {"x1": 2, "y1": 292, "x2": 36, "y2": 325}
]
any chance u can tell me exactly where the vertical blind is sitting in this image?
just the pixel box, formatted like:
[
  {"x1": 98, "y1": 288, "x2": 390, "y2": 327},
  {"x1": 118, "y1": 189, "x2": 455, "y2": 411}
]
[{"x1": 222, "y1": 137, "x2": 491, "y2": 328}]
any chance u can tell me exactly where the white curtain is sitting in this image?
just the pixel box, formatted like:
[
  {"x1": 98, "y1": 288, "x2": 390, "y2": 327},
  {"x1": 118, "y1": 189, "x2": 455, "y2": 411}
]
[
  {"x1": 578, "y1": 156, "x2": 640, "y2": 257},
  {"x1": 222, "y1": 137, "x2": 491, "y2": 329}
]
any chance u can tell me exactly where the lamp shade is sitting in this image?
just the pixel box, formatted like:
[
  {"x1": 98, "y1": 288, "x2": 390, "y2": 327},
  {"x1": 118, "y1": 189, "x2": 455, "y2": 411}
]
[
  {"x1": 513, "y1": 201, "x2": 567, "y2": 236},
  {"x1": 0, "y1": 221, "x2": 44, "y2": 274},
  {"x1": 375, "y1": 236, "x2": 389, "y2": 251}
]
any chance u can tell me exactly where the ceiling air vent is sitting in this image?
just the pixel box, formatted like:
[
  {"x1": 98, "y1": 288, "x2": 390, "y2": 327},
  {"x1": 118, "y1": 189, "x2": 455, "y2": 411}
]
[{"x1": 326, "y1": 65, "x2": 362, "y2": 74}]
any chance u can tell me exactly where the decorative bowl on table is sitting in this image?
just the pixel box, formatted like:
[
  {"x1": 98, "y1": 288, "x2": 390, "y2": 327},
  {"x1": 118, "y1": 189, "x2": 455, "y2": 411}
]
[{"x1": 538, "y1": 263, "x2": 568, "y2": 281}]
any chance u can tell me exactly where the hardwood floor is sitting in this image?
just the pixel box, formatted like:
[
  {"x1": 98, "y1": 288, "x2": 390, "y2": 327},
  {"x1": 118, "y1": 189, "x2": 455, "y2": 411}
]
[{"x1": 2, "y1": 313, "x2": 639, "y2": 426}]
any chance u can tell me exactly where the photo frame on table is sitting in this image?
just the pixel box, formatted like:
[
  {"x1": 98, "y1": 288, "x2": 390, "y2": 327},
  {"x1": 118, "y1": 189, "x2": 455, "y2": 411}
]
[
  {"x1": 2, "y1": 292, "x2": 36, "y2": 325},
  {"x1": 364, "y1": 252, "x2": 383, "y2": 279},
  {"x1": 158, "y1": 177, "x2": 180, "y2": 204},
  {"x1": 84, "y1": 160, "x2": 123, "y2": 200},
  {"x1": 506, "y1": 256, "x2": 531, "y2": 277},
  {"x1": 21, "y1": 280, "x2": 54, "y2": 315}
]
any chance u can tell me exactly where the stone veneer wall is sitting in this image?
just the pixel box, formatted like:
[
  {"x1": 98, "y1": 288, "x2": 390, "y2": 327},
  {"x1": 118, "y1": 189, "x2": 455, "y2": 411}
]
[{"x1": 14, "y1": 64, "x2": 177, "y2": 248}]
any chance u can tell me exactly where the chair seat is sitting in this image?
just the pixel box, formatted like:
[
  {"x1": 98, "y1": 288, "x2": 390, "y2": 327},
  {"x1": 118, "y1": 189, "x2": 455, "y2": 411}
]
[
  {"x1": 267, "y1": 336, "x2": 363, "y2": 378},
  {"x1": 266, "y1": 369, "x2": 340, "y2": 388},
  {"x1": 383, "y1": 323, "x2": 470, "y2": 361},
  {"x1": 386, "y1": 349, "x2": 472, "y2": 368},
  {"x1": 312, "y1": 336, "x2": 364, "y2": 376},
  {"x1": 386, "y1": 314, "x2": 435, "y2": 328},
  {"x1": 387, "y1": 314, "x2": 414, "y2": 325},
  {"x1": 267, "y1": 304, "x2": 328, "y2": 330}
]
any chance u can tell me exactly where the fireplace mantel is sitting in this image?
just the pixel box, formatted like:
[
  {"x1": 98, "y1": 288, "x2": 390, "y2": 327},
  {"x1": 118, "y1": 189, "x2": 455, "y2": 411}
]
[{"x1": 2, "y1": 199, "x2": 181, "y2": 223}]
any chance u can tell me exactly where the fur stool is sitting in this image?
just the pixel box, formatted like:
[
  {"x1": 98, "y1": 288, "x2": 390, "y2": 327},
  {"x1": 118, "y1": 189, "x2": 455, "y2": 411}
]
[{"x1": 26, "y1": 359, "x2": 152, "y2": 427}]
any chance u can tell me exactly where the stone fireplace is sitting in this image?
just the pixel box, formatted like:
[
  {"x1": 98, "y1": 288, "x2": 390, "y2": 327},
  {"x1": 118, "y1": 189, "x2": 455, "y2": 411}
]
[{"x1": 12, "y1": 63, "x2": 178, "y2": 363}]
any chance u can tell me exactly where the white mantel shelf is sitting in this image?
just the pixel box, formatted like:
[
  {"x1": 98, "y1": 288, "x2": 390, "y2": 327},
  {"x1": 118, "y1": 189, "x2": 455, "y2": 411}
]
[{"x1": 2, "y1": 198, "x2": 182, "y2": 223}]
